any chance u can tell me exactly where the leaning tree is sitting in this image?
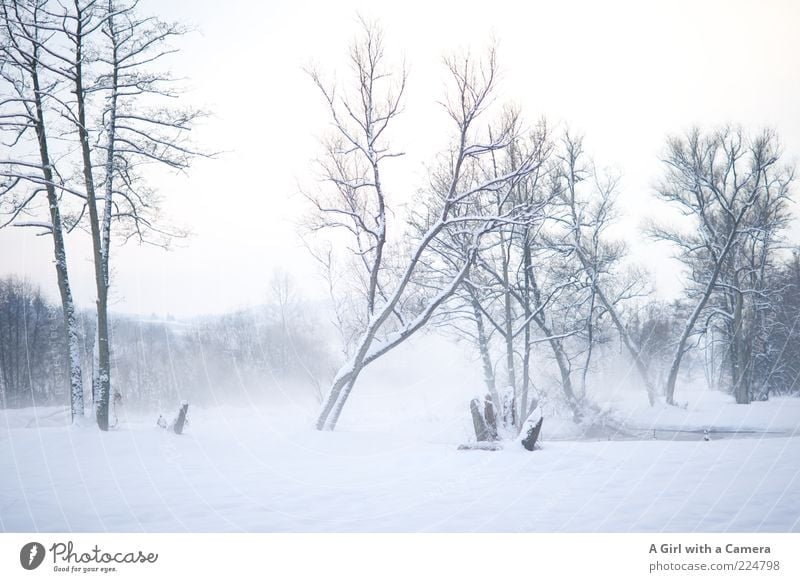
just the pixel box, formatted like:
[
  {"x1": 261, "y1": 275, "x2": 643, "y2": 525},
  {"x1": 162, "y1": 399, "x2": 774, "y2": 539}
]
[{"x1": 307, "y1": 21, "x2": 545, "y2": 431}]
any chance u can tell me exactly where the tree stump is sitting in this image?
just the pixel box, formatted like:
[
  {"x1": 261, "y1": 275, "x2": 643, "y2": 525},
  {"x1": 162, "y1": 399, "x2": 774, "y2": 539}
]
[
  {"x1": 173, "y1": 402, "x2": 189, "y2": 435},
  {"x1": 470, "y1": 398, "x2": 491, "y2": 442},
  {"x1": 521, "y1": 417, "x2": 543, "y2": 451},
  {"x1": 483, "y1": 394, "x2": 498, "y2": 440}
]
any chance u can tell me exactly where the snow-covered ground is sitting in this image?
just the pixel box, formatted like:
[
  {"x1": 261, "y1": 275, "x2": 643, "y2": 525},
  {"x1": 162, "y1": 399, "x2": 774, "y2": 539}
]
[{"x1": 1, "y1": 393, "x2": 799, "y2": 533}]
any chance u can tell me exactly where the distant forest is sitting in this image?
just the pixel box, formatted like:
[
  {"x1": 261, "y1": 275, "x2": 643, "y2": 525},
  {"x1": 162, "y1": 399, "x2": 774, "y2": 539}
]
[
  {"x1": 1, "y1": 246, "x2": 799, "y2": 415},
  {"x1": 0, "y1": 275, "x2": 334, "y2": 413}
]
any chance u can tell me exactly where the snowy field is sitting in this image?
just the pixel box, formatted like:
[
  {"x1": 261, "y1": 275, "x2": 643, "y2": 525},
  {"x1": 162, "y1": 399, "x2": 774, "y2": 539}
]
[{"x1": 2, "y1": 393, "x2": 799, "y2": 533}]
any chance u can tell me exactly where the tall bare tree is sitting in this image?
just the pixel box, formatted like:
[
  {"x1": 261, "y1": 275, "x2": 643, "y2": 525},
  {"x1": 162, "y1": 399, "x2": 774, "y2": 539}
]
[
  {"x1": 90, "y1": 0, "x2": 203, "y2": 429},
  {"x1": 27, "y1": 0, "x2": 204, "y2": 429},
  {"x1": 706, "y1": 143, "x2": 793, "y2": 403},
  {"x1": 2, "y1": 0, "x2": 205, "y2": 429},
  {"x1": 0, "y1": 0, "x2": 85, "y2": 419}
]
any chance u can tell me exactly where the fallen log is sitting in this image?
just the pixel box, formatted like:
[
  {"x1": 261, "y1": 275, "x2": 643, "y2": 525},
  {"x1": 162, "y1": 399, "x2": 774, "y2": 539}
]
[{"x1": 457, "y1": 442, "x2": 504, "y2": 451}]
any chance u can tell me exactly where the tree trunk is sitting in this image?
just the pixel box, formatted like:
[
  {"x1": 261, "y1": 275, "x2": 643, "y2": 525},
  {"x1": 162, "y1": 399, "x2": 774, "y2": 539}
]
[
  {"x1": 501, "y1": 249, "x2": 517, "y2": 405},
  {"x1": 665, "y1": 231, "x2": 740, "y2": 405},
  {"x1": 550, "y1": 337, "x2": 581, "y2": 421},
  {"x1": 73, "y1": 5, "x2": 111, "y2": 430},
  {"x1": 30, "y1": 54, "x2": 83, "y2": 421},
  {"x1": 318, "y1": 371, "x2": 360, "y2": 431},
  {"x1": 470, "y1": 398, "x2": 491, "y2": 442},
  {"x1": 173, "y1": 402, "x2": 189, "y2": 435},
  {"x1": 469, "y1": 291, "x2": 501, "y2": 415},
  {"x1": 520, "y1": 240, "x2": 533, "y2": 425},
  {"x1": 731, "y1": 285, "x2": 749, "y2": 403}
]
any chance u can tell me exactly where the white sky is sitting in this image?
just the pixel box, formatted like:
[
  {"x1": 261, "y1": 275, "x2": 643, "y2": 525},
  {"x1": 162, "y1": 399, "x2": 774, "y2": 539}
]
[{"x1": 1, "y1": 0, "x2": 799, "y2": 317}]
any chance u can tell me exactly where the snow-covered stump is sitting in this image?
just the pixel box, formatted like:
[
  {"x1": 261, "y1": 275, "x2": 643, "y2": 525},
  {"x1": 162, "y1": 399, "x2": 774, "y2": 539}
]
[
  {"x1": 521, "y1": 418, "x2": 543, "y2": 451},
  {"x1": 462, "y1": 396, "x2": 503, "y2": 450},
  {"x1": 520, "y1": 406, "x2": 544, "y2": 451}
]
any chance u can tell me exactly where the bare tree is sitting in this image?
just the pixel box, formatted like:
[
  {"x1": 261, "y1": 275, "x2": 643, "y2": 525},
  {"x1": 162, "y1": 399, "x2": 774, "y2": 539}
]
[
  {"x1": 553, "y1": 132, "x2": 656, "y2": 404},
  {"x1": 21, "y1": 0, "x2": 205, "y2": 429},
  {"x1": 307, "y1": 22, "x2": 543, "y2": 430},
  {"x1": 413, "y1": 119, "x2": 555, "y2": 433},
  {"x1": 463, "y1": 129, "x2": 632, "y2": 426},
  {"x1": 651, "y1": 127, "x2": 794, "y2": 405},
  {"x1": 422, "y1": 128, "x2": 651, "y2": 429},
  {"x1": 42, "y1": 0, "x2": 114, "y2": 428},
  {"x1": 90, "y1": 0, "x2": 204, "y2": 428},
  {"x1": 706, "y1": 149, "x2": 793, "y2": 403},
  {"x1": 0, "y1": 0, "x2": 85, "y2": 419}
]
